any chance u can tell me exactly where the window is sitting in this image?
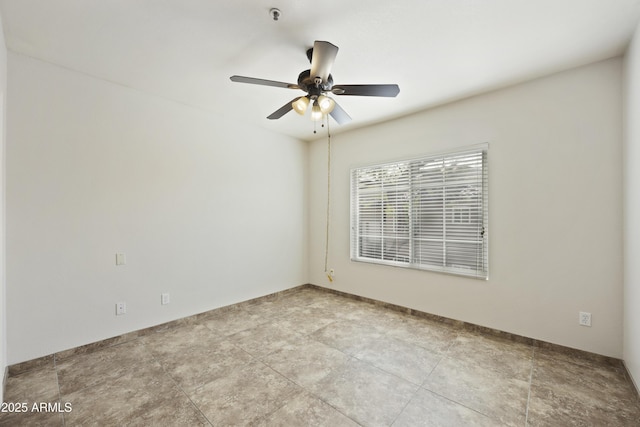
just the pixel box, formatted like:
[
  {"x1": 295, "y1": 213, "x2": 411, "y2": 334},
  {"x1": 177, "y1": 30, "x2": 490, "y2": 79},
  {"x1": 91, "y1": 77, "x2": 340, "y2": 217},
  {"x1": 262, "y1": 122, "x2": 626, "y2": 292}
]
[{"x1": 350, "y1": 145, "x2": 488, "y2": 279}]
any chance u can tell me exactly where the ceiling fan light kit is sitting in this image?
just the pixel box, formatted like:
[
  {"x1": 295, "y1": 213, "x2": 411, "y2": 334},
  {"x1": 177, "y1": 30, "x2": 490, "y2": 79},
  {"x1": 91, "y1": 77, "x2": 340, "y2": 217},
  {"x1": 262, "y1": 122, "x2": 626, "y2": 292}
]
[
  {"x1": 317, "y1": 95, "x2": 335, "y2": 114},
  {"x1": 292, "y1": 96, "x2": 310, "y2": 115},
  {"x1": 230, "y1": 40, "x2": 400, "y2": 129},
  {"x1": 311, "y1": 102, "x2": 323, "y2": 122}
]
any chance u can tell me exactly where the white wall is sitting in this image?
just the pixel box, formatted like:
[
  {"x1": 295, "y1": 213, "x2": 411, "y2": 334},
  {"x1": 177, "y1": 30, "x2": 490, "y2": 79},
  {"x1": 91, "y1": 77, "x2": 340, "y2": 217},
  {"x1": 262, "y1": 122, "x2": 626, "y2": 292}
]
[
  {"x1": 2, "y1": 43, "x2": 629, "y2": 367},
  {"x1": 6, "y1": 53, "x2": 308, "y2": 364},
  {"x1": 0, "y1": 9, "x2": 7, "y2": 403},
  {"x1": 624, "y1": 21, "x2": 640, "y2": 389},
  {"x1": 309, "y1": 58, "x2": 623, "y2": 357}
]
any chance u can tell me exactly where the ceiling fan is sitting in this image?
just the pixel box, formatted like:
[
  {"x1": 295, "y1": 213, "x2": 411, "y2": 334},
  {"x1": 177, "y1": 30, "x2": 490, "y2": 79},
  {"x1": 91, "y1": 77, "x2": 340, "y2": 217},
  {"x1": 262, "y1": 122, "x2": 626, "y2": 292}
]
[{"x1": 230, "y1": 41, "x2": 400, "y2": 125}]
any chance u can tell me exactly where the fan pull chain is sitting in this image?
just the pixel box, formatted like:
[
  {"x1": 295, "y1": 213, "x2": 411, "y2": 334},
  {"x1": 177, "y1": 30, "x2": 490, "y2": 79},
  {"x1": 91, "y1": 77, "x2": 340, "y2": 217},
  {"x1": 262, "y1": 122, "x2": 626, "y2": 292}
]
[{"x1": 324, "y1": 115, "x2": 333, "y2": 282}]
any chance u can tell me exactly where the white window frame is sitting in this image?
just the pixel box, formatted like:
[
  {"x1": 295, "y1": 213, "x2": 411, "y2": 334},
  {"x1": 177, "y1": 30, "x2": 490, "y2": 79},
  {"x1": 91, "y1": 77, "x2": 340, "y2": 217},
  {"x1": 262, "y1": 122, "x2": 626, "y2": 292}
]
[{"x1": 350, "y1": 145, "x2": 489, "y2": 279}]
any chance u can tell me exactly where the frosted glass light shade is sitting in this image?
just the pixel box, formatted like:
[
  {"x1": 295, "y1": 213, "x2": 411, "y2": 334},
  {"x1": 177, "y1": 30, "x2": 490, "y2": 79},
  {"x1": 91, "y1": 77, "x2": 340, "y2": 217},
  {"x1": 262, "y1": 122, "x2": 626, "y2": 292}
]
[
  {"x1": 311, "y1": 103, "x2": 323, "y2": 122},
  {"x1": 317, "y1": 95, "x2": 335, "y2": 114},
  {"x1": 292, "y1": 96, "x2": 310, "y2": 115}
]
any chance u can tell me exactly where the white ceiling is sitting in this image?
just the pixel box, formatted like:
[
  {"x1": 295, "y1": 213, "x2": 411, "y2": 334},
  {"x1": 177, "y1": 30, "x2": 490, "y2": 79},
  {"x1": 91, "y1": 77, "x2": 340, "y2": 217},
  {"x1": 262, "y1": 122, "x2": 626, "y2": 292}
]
[{"x1": 1, "y1": 0, "x2": 639, "y2": 141}]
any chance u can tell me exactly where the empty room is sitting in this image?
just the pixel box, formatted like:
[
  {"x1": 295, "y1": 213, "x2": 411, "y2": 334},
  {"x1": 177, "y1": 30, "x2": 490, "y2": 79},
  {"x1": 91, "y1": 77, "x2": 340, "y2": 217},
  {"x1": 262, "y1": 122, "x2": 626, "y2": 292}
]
[{"x1": 0, "y1": 1, "x2": 640, "y2": 426}]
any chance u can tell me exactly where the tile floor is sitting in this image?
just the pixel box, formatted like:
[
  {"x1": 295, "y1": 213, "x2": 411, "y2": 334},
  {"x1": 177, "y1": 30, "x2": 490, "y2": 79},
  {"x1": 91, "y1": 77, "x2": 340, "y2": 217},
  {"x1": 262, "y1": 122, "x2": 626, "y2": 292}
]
[{"x1": 1, "y1": 286, "x2": 639, "y2": 426}]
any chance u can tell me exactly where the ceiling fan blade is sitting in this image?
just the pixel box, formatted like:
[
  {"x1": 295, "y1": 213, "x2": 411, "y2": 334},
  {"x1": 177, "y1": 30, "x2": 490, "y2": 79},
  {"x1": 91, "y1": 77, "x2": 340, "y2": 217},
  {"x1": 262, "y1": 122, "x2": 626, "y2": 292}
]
[
  {"x1": 230, "y1": 75, "x2": 299, "y2": 89},
  {"x1": 310, "y1": 41, "x2": 339, "y2": 83},
  {"x1": 332, "y1": 84, "x2": 400, "y2": 97},
  {"x1": 267, "y1": 98, "x2": 301, "y2": 120},
  {"x1": 329, "y1": 101, "x2": 352, "y2": 125}
]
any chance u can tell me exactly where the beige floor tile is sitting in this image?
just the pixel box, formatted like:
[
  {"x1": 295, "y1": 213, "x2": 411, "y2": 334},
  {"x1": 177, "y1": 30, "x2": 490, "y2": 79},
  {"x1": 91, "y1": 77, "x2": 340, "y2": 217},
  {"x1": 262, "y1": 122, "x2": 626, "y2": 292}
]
[
  {"x1": 202, "y1": 307, "x2": 270, "y2": 336},
  {"x1": 270, "y1": 305, "x2": 339, "y2": 336},
  {"x1": 262, "y1": 336, "x2": 352, "y2": 388},
  {"x1": 423, "y1": 356, "x2": 529, "y2": 427},
  {"x1": 141, "y1": 323, "x2": 254, "y2": 391},
  {"x1": 446, "y1": 331, "x2": 534, "y2": 380},
  {"x1": 353, "y1": 333, "x2": 442, "y2": 385},
  {"x1": 56, "y1": 340, "x2": 157, "y2": 396},
  {"x1": 187, "y1": 359, "x2": 301, "y2": 425},
  {"x1": 0, "y1": 367, "x2": 64, "y2": 426},
  {"x1": 4, "y1": 287, "x2": 639, "y2": 426},
  {"x1": 276, "y1": 288, "x2": 330, "y2": 307},
  {"x1": 0, "y1": 409, "x2": 65, "y2": 427},
  {"x1": 307, "y1": 295, "x2": 379, "y2": 321},
  {"x1": 155, "y1": 338, "x2": 254, "y2": 392},
  {"x1": 328, "y1": 301, "x2": 386, "y2": 323},
  {"x1": 339, "y1": 303, "x2": 416, "y2": 329},
  {"x1": 125, "y1": 398, "x2": 210, "y2": 427},
  {"x1": 63, "y1": 362, "x2": 204, "y2": 426},
  {"x1": 384, "y1": 315, "x2": 458, "y2": 354},
  {"x1": 528, "y1": 353, "x2": 640, "y2": 426},
  {"x1": 526, "y1": 383, "x2": 640, "y2": 426},
  {"x1": 309, "y1": 358, "x2": 418, "y2": 426},
  {"x1": 241, "y1": 298, "x2": 303, "y2": 320},
  {"x1": 0, "y1": 367, "x2": 64, "y2": 427},
  {"x1": 227, "y1": 321, "x2": 306, "y2": 358},
  {"x1": 139, "y1": 323, "x2": 222, "y2": 360},
  {"x1": 393, "y1": 388, "x2": 499, "y2": 427},
  {"x1": 2, "y1": 366, "x2": 59, "y2": 403},
  {"x1": 533, "y1": 353, "x2": 635, "y2": 402},
  {"x1": 535, "y1": 345, "x2": 622, "y2": 371},
  {"x1": 257, "y1": 392, "x2": 360, "y2": 426},
  {"x1": 310, "y1": 319, "x2": 386, "y2": 356}
]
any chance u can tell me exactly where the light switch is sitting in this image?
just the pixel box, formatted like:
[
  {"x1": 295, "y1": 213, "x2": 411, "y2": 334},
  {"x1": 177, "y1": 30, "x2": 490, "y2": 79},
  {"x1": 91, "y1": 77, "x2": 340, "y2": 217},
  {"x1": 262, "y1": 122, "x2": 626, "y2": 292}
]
[
  {"x1": 161, "y1": 293, "x2": 170, "y2": 305},
  {"x1": 115, "y1": 253, "x2": 126, "y2": 266}
]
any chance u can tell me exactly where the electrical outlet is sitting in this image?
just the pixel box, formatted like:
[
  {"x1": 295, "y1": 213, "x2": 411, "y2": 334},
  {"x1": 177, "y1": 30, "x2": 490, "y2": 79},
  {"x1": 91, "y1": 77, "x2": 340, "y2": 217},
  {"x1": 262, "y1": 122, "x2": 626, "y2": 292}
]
[
  {"x1": 579, "y1": 311, "x2": 591, "y2": 327},
  {"x1": 161, "y1": 293, "x2": 170, "y2": 305},
  {"x1": 116, "y1": 301, "x2": 126, "y2": 315}
]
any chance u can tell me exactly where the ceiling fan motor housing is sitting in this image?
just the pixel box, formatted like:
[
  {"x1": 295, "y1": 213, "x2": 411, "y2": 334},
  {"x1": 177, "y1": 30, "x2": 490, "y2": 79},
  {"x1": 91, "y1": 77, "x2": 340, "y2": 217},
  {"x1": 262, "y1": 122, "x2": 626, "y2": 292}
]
[{"x1": 297, "y1": 69, "x2": 333, "y2": 98}]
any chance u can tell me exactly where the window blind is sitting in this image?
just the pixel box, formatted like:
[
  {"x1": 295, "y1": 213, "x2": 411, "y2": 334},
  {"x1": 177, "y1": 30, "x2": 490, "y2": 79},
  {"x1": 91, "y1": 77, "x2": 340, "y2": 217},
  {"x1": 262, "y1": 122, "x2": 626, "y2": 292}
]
[{"x1": 350, "y1": 146, "x2": 488, "y2": 279}]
